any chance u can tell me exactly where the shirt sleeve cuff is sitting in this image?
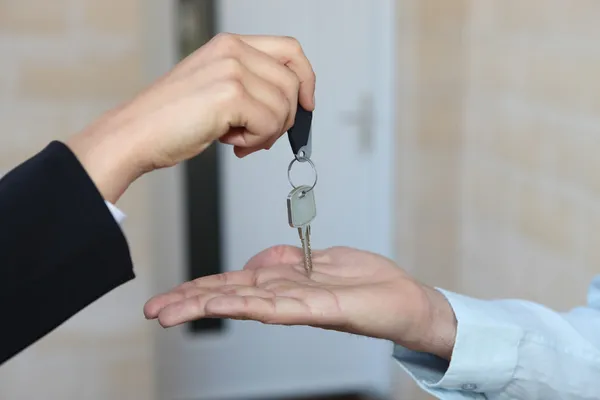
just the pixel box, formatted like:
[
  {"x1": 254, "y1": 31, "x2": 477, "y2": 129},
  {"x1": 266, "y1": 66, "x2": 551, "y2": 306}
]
[
  {"x1": 104, "y1": 201, "x2": 126, "y2": 225},
  {"x1": 393, "y1": 289, "x2": 523, "y2": 394}
]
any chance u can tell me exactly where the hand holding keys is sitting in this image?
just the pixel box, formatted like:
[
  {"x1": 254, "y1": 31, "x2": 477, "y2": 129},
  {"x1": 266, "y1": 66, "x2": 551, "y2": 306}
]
[{"x1": 286, "y1": 106, "x2": 317, "y2": 276}]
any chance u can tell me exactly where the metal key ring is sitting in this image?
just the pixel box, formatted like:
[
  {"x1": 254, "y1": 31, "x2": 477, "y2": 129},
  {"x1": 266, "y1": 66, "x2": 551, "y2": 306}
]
[{"x1": 287, "y1": 156, "x2": 318, "y2": 192}]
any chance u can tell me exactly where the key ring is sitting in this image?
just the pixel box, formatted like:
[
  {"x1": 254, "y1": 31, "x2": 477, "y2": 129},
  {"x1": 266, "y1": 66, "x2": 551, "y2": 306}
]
[{"x1": 287, "y1": 156, "x2": 318, "y2": 193}]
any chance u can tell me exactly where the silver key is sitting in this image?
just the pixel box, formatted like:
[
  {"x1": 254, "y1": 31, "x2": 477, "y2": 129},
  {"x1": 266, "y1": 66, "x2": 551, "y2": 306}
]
[{"x1": 287, "y1": 185, "x2": 316, "y2": 275}]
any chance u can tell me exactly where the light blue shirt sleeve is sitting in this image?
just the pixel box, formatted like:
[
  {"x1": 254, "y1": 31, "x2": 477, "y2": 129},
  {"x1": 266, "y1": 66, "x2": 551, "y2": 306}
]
[
  {"x1": 104, "y1": 201, "x2": 126, "y2": 225},
  {"x1": 393, "y1": 276, "x2": 600, "y2": 399}
]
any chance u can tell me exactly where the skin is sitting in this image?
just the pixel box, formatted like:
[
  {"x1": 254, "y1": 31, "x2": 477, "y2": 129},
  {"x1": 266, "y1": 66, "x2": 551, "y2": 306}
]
[
  {"x1": 143, "y1": 246, "x2": 457, "y2": 361},
  {"x1": 66, "y1": 33, "x2": 457, "y2": 361},
  {"x1": 67, "y1": 33, "x2": 316, "y2": 204}
]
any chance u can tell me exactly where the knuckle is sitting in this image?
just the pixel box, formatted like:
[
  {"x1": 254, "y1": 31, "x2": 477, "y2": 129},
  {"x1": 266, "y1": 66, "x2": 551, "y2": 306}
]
[
  {"x1": 218, "y1": 79, "x2": 246, "y2": 102},
  {"x1": 211, "y1": 32, "x2": 241, "y2": 56},
  {"x1": 212, "y1": 32, "x2": 237, "y2": 46},
  {"x1": 282, "y1": 67, "x2": 301, "y2": 91},
  {"x1": 267, "y1": 85, "x2": 289, "y2": 112},
  {"x1": 283, "y1": 35, "x2": 303, "y2": 53},
  {"x1": 219, "y1": 57, "x2": 245, "y2": 81}
]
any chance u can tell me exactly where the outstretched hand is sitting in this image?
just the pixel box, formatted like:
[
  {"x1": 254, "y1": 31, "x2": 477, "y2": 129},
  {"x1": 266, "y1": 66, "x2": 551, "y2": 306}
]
[{"x1": 144, "y1": 245, "x2": 457, "y2": 359}]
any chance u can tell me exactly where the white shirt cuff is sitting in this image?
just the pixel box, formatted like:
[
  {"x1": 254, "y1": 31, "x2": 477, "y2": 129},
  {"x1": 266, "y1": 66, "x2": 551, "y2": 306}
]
[
  {"x1": 394, "y1": 289, "x2": 523, "y2": 395},
  {"x1": 104, "y1": 201, "x2": 126, "y2": 225}
]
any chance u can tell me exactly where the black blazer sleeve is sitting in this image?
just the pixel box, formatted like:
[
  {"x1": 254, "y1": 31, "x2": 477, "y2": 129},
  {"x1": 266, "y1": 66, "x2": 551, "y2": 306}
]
[{"x1": 0, "y1": 141, "x2": 135, "y2": 365}]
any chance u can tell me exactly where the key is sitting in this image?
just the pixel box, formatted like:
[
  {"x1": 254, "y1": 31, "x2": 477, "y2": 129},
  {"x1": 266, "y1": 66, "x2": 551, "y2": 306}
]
[{"x1": 287, "y1": 185, "x2": 316, "y2": 275}]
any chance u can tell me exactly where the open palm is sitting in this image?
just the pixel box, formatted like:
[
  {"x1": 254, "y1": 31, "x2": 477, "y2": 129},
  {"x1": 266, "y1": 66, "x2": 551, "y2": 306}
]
[{"x1": 144, "y1": 245, "x2": 427, "y2": 343}]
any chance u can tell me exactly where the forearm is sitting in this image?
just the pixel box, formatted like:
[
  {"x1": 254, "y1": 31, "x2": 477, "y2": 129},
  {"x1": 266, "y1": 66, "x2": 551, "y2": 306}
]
[{"x1": 0, "y1": 142, "x2": 135, "y2": 365}]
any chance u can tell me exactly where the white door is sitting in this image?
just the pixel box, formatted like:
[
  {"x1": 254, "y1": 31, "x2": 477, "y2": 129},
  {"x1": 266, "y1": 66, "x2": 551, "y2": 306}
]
[{"x1": 152, "y1": 1, "x2": 397, "y2": 399}]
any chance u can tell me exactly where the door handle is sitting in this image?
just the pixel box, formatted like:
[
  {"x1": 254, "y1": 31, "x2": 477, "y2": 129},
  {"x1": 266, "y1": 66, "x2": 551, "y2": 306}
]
[{"x1": 341, "y1": 93, "x2": 373, "y2": 153}]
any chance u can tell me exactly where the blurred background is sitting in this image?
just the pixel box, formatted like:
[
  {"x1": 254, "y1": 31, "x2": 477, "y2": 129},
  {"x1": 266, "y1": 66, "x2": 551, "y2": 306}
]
[{"x1": 1, "y1": 0, "x2": 599, "y2": 399}]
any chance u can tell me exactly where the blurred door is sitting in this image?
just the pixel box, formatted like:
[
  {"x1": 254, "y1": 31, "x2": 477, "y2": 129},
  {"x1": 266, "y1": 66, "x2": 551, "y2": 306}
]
[{"x1": 153, "y1": 0, "x2": 396, "y2": 399}]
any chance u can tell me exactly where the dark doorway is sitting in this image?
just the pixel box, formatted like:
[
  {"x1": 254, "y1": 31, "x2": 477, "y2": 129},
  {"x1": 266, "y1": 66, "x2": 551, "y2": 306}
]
[{"x1": 177, "y1": 0, "x2": 224, "y2": 334}]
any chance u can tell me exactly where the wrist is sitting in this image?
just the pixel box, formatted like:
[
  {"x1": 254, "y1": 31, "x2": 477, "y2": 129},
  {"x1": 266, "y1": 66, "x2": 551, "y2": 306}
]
[
  {"x1": 66, "y1": 123, "x2": 145, "y2": 204},
  {"x1": 385, "y1": 280, "x2": 456, "y2": 360},
  {"x1": 416, "y1": 285, "x2": 457, "y2": 360}
]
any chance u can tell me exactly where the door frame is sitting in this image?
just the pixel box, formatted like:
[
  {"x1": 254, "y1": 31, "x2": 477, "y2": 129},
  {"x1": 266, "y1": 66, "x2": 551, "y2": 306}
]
[{"x1": 142, "y1": 0, "x2": 397, "y2": 396}]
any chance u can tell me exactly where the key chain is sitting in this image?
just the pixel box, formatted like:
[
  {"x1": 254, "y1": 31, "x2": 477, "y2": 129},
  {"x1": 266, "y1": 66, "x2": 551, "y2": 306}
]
[
  {"x1": 287, "y1": 104, "x2": 317, "y2": 191},
  {"x1": 286, "y1": 105, "x2": 317, "y2": 276},
  {"x1": 288, "y1": 105, "x2": 313, "y2": 162}
]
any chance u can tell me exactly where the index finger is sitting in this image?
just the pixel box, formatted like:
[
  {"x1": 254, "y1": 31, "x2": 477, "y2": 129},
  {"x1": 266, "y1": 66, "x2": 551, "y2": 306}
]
[
  {"x1": 237, "y1": 35, "x2": 316, "y2": 111},
  {"x1": 143, "y1": 270, "x2": 256, "y2": 318}
]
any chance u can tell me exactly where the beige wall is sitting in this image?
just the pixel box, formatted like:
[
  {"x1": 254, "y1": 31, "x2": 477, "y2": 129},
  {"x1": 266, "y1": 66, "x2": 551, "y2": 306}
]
[
  {"x1": 393, "y1": 1, "x2": 600, "y2": 399},
  {"x1": 0, "y1": 0, "x2": 157, "y2": 399},
  {"x1": 462, "y1": 0, "x2": 600, "y2": 307}
]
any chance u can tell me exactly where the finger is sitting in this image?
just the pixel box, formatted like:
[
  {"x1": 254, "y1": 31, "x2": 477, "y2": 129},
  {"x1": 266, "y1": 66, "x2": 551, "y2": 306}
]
[
  {"x1": 175, "y1": 34, "x2": 315, "y2": 111},
  {"x1": 204, "y1": 295, "x2": 313, "y2": 325},
  {"x1": 220, "y1": 131, "x2": 276, "y2": 157},
  {"x1": 209, "y1": 80, "x2": 283, "y2": 146},
  {"x1": 232, "y1": 41, "x2": 300, "y2": 132},
  {"x1": 156, "y1": 286, "x2": 274, "y2": 328},
  {"x1": 237, "y1": 35, "x2": 316, "y2": 111},
  {"x1": 231, "y1": 140, "x2": 277, "y2": 158},
  {"x1": 244, "y1": 245, "x2": 304, "y2": 270},
  {"x1": 232, "y1": 145, "x2": 256, "y2": 159},
  {"x1": 213, "y1": 59, "x2": 291, "y2": 147},
  {"x1": 143, "y1": 270, "x2": 255, "y2": 319},
  {"x1": 231, "y1": 130, "x2": 280, "y2": 158},
  {"x1": 206, "y1": 57, "x2": 292, "y2": 124}
]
